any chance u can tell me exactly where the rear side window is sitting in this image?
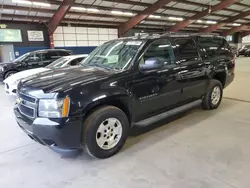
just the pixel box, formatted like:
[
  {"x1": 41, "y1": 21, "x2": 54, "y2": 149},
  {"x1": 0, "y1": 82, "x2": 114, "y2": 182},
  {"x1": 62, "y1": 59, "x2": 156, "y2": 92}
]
[
  {"x1": 175, "y1": 38, "x2": 199, "y2": 62},
  {"x1": 58, "y1": 51, "x2": 71, "y2": 56},
  {"x1": 199, "y1": 37, "x2": 231, "y2": 57},
  {"x1": 41, "y1": 51, "x2": 60, "y2": 60}
]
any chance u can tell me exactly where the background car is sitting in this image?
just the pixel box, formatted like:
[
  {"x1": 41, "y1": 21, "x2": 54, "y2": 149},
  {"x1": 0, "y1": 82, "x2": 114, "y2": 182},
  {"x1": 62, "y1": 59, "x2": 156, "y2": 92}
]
[
  {"x1": 0, "y1": 49, "x2": 73, "y2": 81},
  {"x1": 244, "y1": 49, "x2": 250, "y2": 57},
  {"x1": 4, "y1": 54, "x2": 87, "y2": 95},
  {"x1": 238, "y1": 45, "x2": 250, "y2": 56}
]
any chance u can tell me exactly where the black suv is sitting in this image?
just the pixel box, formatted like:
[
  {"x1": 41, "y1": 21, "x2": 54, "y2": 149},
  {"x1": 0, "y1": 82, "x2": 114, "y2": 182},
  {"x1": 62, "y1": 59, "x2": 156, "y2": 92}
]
[
  {"x1": 0, "y1": 49, "x2": 72, "y2": 81},
  {"x1": 14, "y1": 33, "x2": 235, "y2": 159},
  {"x1": 238, "y1": 45, "x2": 250, "y2": 56}
]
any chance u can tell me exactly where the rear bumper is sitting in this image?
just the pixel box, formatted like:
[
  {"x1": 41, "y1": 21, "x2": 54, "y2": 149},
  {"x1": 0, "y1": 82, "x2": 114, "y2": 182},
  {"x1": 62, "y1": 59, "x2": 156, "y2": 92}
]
[
  {"x1": 225, "y1": 73, "x2": 235, "y2": 88},
  {"x1": 14, "y1": 105, "x2": 83, "y2": 156}
]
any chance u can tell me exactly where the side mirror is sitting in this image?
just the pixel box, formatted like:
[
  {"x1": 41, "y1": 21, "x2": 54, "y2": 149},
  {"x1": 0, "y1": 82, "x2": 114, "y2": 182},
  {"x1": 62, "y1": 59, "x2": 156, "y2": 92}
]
[{"x1": 139, "y1": 58, "x2": 163, "y2": 72}]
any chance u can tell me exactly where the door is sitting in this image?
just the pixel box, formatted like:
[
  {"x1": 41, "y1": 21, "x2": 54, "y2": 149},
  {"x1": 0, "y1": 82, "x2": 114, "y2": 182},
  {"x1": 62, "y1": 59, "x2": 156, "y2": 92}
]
[
  {"x1": 131, "y1": 39, "x2": 182, "y2": 121},
  {"x1": 0, "y1": 45, "x2": 15, "y2": 62},
  {"x1": 174, "y1": 38, "x2": 208, "y2": 102},
  {"x1": 20, "y1": 52, "x2": 42, "y2": 70}
]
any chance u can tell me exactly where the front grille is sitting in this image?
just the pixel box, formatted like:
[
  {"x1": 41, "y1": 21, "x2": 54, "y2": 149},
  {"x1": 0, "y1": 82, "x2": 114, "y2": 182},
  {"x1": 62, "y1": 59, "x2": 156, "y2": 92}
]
[
  {"x1": 19, "y1": 93, "x2": 36, "y2": 103},
  {"x1": 17, "y1": 93, "x2": 37, "y2": 119},
  {"x1": 19, "y1": 104, "x2": 34, "y2": 117}
]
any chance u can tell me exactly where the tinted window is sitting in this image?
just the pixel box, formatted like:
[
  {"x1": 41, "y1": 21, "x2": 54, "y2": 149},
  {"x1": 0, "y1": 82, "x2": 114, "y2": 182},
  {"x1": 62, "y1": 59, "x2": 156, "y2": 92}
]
[
  {"x1": 26, "y1": 53, "x2": 41, "y2": 62},
  {"x1": 70, "y1": 57, "x2": 85, "y2": 66},
  {"x1": 199, "y1": 37, "x2": 231, "y2": 57},
  {"x1": 175, "y1": 38, "x2": 199, "y2": 62},
  {"x1": 41, "y1": 51, "x2": 60, "y2": 61},
  {"x1": 58, "y1": 51, "x2": 71, "y2": 56},
  {"x1": 141, "y1": 39, "x2": 175, "y2": 66}
]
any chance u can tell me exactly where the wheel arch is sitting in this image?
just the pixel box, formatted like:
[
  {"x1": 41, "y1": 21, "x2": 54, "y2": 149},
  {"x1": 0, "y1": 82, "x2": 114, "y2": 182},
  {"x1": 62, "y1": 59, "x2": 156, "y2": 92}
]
[
  {"x1": 213, "y1": 71, "x2": 226, "y2": 88},
  {"x1": 82, "y1": 95, "x2": 132, "y2": 126},
  {"x1": 4, "y1": 69, "x2": 18, "y2": 79}
]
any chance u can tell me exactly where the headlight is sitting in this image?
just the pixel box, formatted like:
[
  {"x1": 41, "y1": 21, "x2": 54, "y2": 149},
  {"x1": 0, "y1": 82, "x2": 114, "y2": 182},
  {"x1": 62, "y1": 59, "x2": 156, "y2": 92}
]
[
  {"x1": 0, "y1": 66, "x2": 3, "y2": 72},
  {"x1": 38, "y1": 97, "x2": 70, "y2": 118},
  {"x1": 14, "y1": 79, "x2": 20, "y2": 85}
]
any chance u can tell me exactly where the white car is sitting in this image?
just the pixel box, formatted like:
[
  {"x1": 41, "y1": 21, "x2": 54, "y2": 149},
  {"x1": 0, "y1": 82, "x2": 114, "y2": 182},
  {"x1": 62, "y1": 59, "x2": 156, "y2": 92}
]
[{"x1": 4, "y1": 54, "x2": 88, "y2": 95}]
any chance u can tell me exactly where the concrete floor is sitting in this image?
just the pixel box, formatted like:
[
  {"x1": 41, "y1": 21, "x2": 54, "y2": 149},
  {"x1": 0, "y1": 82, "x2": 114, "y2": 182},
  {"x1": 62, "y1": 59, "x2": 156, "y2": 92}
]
[{"x1": 0, "y1": 58, "x2": 250, "y2": 188}]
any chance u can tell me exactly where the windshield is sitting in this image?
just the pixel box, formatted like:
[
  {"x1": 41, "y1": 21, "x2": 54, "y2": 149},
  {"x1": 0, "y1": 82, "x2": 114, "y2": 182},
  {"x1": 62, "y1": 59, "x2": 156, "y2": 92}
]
[
  {"x1": 242, "y1": 45, "x2": 250, "y2": 49},
  {"x1": 13, "y1": 53, "x2": 31, "y2": 63},
  {"x1": 46, "y1": 57, "x2": 70, "y2": 68},
  {"x1": 80, "y1": 40, "x2": 144, "y2": 70}
]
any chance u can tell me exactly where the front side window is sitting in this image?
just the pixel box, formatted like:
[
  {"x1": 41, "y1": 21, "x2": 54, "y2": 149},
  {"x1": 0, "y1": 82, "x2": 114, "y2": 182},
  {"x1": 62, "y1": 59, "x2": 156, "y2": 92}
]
[
  {"x1": 80, "y1": 40, "x2": 144, "y2": 70},
  {"x1": 175, "y1": 38, "x2": 199, "y2": 62},
  {"x1": 13, "y1": 53, "x2": 31, "y2": 63},
  {"x1": 26, "y1": 53, "x2": 41, "y2": 62},
  {"x1": 140, "y1": 39, "x2": 175, "y2": 66}
]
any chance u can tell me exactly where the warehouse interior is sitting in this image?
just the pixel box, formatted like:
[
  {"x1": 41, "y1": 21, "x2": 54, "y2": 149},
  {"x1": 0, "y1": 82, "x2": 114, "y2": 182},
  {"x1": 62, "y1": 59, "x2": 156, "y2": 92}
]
[{"x1": 0, "y1": 0, "x2": 250, "y2": 188}]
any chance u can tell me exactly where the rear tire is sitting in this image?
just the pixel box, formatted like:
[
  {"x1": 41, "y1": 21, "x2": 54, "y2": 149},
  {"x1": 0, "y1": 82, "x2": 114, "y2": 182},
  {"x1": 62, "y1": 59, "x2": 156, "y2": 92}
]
[
  {"x1": 4, "y1": 71, "x2": 17, "y2": 80},
  {"x1": 202, "y1": 79, "x2": 223, "y2": 110},
  {"x1": 82, "y1": 106, "x2": 129, "y2": 159}
]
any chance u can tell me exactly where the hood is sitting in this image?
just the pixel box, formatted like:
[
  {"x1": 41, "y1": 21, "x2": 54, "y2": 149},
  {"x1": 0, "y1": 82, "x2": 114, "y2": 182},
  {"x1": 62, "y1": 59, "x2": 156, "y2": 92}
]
[
  {"x1": 20, "y1": 66, "x2": 114, "y2": 94},
  {"x1": 0, "y1": 62, "x2": 12, "y2": 66},
  {"x1": 4, "y1": 68, "x2": 49, "y2": 84}
]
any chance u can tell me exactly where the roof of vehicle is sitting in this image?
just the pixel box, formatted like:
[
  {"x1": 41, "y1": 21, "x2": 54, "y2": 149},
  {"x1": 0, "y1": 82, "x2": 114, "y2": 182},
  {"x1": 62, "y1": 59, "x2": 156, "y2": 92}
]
[
  {"x1": 119, "y1": 32, "x2": 224, "y2": 41},
  {"x1": 63, "y1": 54, "x2": 88, "y2": 59},
  {"x1": 34, "y1": 49, "x2": 72, "y2": 53}
]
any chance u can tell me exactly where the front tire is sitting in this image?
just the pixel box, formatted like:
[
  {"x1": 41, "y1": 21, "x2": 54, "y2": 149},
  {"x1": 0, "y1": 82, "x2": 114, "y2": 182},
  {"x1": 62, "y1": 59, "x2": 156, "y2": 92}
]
[
  {"x1": 82, "y1": 106, "x2": 129, "y2": 159},
  {"x1": 202, "y1": 79, "x2": 223, "y2": 110}
]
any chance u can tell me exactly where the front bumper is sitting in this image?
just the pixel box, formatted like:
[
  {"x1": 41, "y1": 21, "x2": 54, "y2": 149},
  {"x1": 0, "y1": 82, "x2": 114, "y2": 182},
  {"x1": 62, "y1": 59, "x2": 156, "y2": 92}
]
[
  {"x1": 14, "y1": 105, "x2": 83, "y2": 156},
  {"x1": 4, "y1": 82, "x2": 17, "y2": 96}
]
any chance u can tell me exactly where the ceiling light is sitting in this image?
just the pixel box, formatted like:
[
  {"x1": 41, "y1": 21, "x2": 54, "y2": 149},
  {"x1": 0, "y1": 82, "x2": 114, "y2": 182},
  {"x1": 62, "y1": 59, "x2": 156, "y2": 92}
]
[
  {"x1": 111, "y1": 10, "x2": 133, "y2": 16},
  {"x1": 197, "y1": 20, "x2": 203, "y2": 23},
  {"x1": 205, "y1": 20, "x2": 217, "y2": 24},
  {"x1": 33, "y1": 2, "x2": 51, "y2": 7},
  {"x1": 149, "y1": 15, "x2": 161, "y2": 19},
  {"x1": 111, "y1": 11, "x2": 123, "y2": 15},
  {"x1": 71, "y1": 6, "x2": 86, "y2": 11},
  {"x1": 123, "y1": 12, "x2": 133, "y2": 16},
  {"x1": 87, "y1": 8, "x2": 99, "y2": 12},
  {"x1": 232, "y1": 23, "x2": 241, "y2": 26},
  {"x1": 12, "y1": 0, "x2": 51, "y2": 7},
  {"x1": 168, "y1": 17, "x2": 184, "y2": 21},
  {"x1": 12, "y1": 0, "x2": 31, "y2": 4}
]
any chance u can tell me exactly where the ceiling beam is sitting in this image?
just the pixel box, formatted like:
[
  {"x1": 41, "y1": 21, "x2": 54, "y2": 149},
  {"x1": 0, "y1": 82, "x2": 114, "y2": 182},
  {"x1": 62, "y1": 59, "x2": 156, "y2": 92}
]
[
  {"x1": 242, "y1": 30, "x2": 250, "y2": 37},
  {"x1": 118, "y1": 0, "x2": 173, "y2": 36},
  {"x1": 103, "y1": 0, "x2": 250, "y2": 21},
  {"x1": 222, "y1": 25, "x2": 249, "y2": 36},
  {"x1": 169, "y1": 0, "x2": 238, "y2": 32},
  {"x1": 47, "y1": 0, "x2": 75, "y2": 33},
  {"x1": 200, "y1": 9, "x2": 250, "y2": 33}
]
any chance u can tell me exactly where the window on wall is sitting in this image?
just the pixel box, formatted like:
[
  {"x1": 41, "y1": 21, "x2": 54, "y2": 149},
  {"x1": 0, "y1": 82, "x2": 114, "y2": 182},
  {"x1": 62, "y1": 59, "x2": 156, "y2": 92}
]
[
  {"x1": 226, "y1": 35, "x2": 233, "y2": 42},
  {"x1": 175, "y1": 38, "x2": 199, "y2": 62}
]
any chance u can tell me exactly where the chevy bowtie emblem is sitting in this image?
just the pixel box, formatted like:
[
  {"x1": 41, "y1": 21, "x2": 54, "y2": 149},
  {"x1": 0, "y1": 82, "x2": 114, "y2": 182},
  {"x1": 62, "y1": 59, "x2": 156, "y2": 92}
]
[{"x1": 16, "y1": 98, "x2": 22, "y2": 104}]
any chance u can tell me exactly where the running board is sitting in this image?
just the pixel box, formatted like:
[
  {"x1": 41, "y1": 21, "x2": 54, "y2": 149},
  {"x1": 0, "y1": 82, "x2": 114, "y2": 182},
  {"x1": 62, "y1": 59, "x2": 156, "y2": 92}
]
[{"x1": 135, "y1": 99, "x2": 202, "y2": 127}]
